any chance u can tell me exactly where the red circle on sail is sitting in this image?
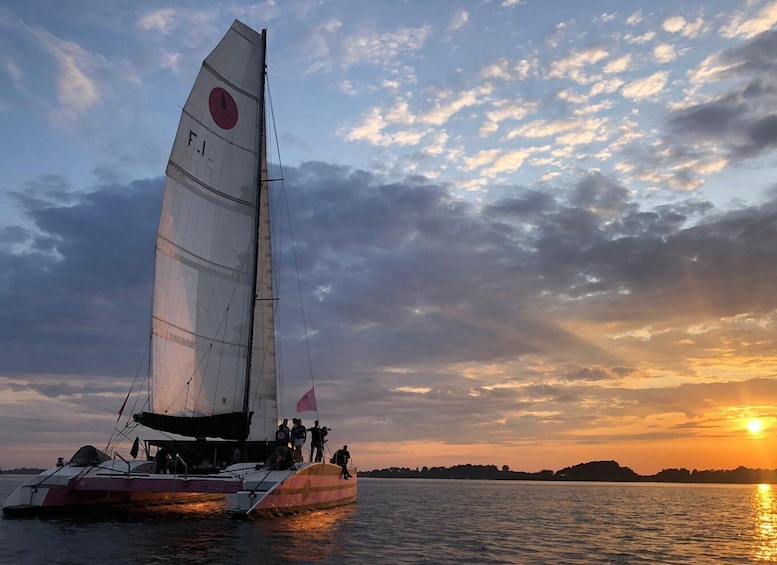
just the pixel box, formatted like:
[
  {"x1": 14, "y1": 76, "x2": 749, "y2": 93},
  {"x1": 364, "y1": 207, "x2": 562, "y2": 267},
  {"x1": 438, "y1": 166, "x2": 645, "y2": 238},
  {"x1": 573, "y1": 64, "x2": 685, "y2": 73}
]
[{"x1": 209, "y1": 87, "x2": 238, "y2": 130}]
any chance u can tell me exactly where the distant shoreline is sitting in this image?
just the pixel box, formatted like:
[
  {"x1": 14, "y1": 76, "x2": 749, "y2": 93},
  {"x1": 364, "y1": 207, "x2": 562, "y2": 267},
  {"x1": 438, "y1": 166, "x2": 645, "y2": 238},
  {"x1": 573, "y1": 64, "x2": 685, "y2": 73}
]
[
  {"x1": 358, "y1": 460, "x2": 777, "y2": 485},
  {"x1": 7, "y1": 460, "x2": 777, "y2": 485}
]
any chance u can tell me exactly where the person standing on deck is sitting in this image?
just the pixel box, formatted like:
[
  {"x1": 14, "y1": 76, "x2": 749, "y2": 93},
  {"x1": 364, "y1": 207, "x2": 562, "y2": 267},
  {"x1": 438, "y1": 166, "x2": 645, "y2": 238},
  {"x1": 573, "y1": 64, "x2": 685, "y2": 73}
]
[
  {"x1": 275, "y1": 422, "x2": 290, "y2": 448},
  {"x1": 308, "y1": 420, "x2": 328, "y2": 462},
  {"x1": 292, "y1": 419, "x2": 307, "y2": 462},
  {"x1": 280, "y1": 418, "x2": 291, "y2": 448}
]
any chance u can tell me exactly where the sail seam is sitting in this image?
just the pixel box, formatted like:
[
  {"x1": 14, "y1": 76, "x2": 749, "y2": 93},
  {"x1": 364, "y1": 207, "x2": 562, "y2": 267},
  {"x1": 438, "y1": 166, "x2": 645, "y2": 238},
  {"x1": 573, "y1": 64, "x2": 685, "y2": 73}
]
[
  {"x1": 157, "y1": 234, "x2": 251, "y2": 283},
  {"x1": 228, "y1": 22, "x2": 265, "y2": 51},
  {"x1": 180, "y1": 107, "x2": 256, "y2": 155},
  {"x1": 203, "y1": 62, "x2": 260, "y2": 102},
  {"x1": 167, "y1": 160, "x2": 254, "y2": 207},
  {"x1": 152, "y1": 315, "x2": 249, "y2": 350}
]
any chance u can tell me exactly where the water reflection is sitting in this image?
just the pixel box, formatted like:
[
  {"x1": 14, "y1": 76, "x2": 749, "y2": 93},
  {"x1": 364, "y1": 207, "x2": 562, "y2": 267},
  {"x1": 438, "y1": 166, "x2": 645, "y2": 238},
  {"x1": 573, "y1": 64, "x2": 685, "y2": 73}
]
[
  {"x1": 753, "y1": 484, "x2": 777, "y2": 562},
  {"x1": 252, "y1": 505, "x2": 357, "y2": 562},
  {"x1": 37, "y1": 497, "x2": 232, "y2": 524}
]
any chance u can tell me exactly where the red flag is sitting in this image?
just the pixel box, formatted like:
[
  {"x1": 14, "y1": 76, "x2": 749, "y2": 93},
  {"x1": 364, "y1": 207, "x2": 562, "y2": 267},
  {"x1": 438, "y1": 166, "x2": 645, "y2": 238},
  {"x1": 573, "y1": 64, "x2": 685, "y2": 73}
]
[{"x1": 297, "y1": 388, "x2": 317, "y2": 413}]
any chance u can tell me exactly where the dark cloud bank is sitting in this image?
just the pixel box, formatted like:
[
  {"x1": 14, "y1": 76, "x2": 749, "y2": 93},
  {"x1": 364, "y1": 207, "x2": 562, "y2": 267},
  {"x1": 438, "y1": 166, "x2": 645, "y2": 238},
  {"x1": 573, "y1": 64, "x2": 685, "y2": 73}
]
[{"x1": 2, "y1": 159, "x2": 777, "y2": 450}]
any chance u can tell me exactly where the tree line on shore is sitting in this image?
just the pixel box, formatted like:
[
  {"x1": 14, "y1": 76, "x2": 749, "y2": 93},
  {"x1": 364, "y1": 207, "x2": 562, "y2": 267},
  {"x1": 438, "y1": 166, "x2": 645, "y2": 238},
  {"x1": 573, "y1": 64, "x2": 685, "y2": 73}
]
[
  {"x1": 0, "y1": 467, "x2": 45, "y2": 475},
  {"x1": 8, "y1": 460, "x2": 777, "y2": 484},
  {"x1": 358, "y1": 460, "x2": 777, "y2": 484}
]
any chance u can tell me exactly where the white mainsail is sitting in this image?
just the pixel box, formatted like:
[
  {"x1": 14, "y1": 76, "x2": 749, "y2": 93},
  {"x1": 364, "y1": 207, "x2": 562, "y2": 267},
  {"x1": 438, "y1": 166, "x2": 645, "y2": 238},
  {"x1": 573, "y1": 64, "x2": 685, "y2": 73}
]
[{"x1": 135, "y1": 21, "x2": 277, "y2": 441}]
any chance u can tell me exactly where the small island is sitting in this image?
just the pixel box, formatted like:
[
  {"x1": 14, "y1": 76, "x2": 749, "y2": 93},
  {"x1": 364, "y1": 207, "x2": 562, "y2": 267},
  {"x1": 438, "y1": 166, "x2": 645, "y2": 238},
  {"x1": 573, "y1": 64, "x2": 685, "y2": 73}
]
[
  {"x1": 6, "y1": 460, "x2": 776, "y2": 484},
  {"x1": 358, "y1": 460, "x2": 777, "y2": 484},
  {"x1": 0, "y1": 467, "x2": 45, "y2": 475}
]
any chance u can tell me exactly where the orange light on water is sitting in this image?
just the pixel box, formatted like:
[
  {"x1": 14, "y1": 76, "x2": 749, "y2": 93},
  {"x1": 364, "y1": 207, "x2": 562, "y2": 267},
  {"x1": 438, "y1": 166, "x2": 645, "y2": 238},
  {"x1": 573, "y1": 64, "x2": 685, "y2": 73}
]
[{"x1": 754, "y1": 484, "x2": 777, "y2": 561}]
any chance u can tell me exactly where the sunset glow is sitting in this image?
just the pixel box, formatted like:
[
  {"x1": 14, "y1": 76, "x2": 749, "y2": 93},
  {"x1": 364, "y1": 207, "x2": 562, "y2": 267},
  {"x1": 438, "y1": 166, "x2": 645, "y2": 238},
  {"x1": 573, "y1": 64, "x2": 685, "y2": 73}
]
[
  {"x1": 749, "y1": 420, "x2": 764, "y2": 435},
  {"x1": 3, "y1": 1, "x2": 777, "y2": 477}
]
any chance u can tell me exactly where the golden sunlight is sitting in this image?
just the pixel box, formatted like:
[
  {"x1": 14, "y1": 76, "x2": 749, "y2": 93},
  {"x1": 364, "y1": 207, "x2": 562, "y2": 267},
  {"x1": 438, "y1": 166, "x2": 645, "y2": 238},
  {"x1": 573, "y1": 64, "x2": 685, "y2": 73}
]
[
  {"x1": 748, "y1": 419, "x2": 763, "y2": 435},
  {"x1": 754, "y1": 484, "x2": 777, "y2": 561}
]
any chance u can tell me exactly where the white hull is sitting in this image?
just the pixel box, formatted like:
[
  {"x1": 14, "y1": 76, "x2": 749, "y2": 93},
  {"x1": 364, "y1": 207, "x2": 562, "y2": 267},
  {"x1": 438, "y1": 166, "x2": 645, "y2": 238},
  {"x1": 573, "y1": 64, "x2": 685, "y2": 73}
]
[
  {"x1": 2, "y1": 459, "x2": 240, "y2": 517},
  {"x1": 3, "y1": 460, "x2": 356, "y2": 518}
]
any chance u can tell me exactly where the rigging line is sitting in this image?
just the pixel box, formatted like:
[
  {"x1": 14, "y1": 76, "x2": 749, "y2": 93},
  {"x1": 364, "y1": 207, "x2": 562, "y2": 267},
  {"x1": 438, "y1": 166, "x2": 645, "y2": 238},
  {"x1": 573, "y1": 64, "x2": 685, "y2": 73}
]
[
  {"x1": 266, "y1": 96, "x2": 317, "y2": 398},
  {"x1": 200, "y1": 236, "x2": 257, "y2": 415},
  {"x1": 191, "y1": 341, "x2": 214, "y2": 417},
  {"x1": 124, "y1": 366, "x2": 150, "y2": 431},
  {"x1": 161, "y1": 278, "x2": 250, "y2": 417},
  {"x1": 106, "y1": 422, "x2": 141, "y2": 454},
  {"x1": 209, "y1": 304, "x2": 231, "y2": 415},
  {"x1": 279, "y1": 176, "x2": 318, "y2": 397},
  {"x1": 106, "y1": 341, "x2": 151, "y2": 450},
  {"x1": 162, "y1": 343, "x2": 212, "y2": 416},
  {"x1": 184, "y1": 378, "x2": 191, "y2": 417},
  {"x1": 158, "y1": 250, "x2": 250, "y2": 417},
  {"x1": 266, "y1": 72, "x2": 286, "y2": 416},
  {"x1": 151, "y1": 189, "x2": 258, "y2": 418},
  {"x1": 188, "y1": 240, "x2": 255, "y2": 417}
]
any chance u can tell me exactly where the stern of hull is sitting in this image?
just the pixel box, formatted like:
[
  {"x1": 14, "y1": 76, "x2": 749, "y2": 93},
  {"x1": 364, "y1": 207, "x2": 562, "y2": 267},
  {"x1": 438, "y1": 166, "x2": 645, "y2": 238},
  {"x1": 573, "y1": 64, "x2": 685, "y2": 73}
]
[{"x1": 238, "y1": 462, "x2": 356, "y2": 518}]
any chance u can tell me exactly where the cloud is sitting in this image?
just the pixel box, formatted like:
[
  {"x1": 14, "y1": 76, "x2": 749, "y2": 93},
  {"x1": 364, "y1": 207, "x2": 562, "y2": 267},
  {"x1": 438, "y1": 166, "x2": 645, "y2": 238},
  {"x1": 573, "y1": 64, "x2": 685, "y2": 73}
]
[
  {"x1": 479, "y1": 99, "x2": 539, "y2": 136},
  {"x1": 418, "y1": 86, "x2": 491, "y2": 126},
  {"x1": 6, "y1": 1, "x2": 777, "y2": 472},
  {"x1": 548, "y1": 45, "x2": 609, "y2": 84},
  {"x1": 621, "y1": 71, "x2": 668, "y2": 100},
  {"x1": 663, "y1": 16, "x2": 687, "y2": 34},
  {"x1": 4, "y1": 160, "x2": 777, "y2": 469},
  {"x1": 448, "y1": 9, "x2": 469, "y2": 32},
  {"x1": 23, "y1": 26, "x2": 107, "y2": 122},
  {"x1": 344, "y1": 84, "x2": 491, "y2": 149},
  {"x1": 505, "y1": 117, "x2": 608, "y2": 153},
  {"x1": 624, "y1": 31, "x2": 656, "y2": 45},
  {"x1": 721, "y1": 0, "x2": 777, "y2": 39},
  {"x1": 3, "y1": 57, "x2": 23, "y2": 87},
  {"x1": 654, "y1": 44, "x2": 678, "y2": 64},
  {"x1": 275, "y1": 163, "x2": 777, "y2": 453},
  {"x1": 308, "y1": 22, "x2": 432, "y2": 71},
  {"x1": 670, "y1": 29, "x2": 777, "y2": 162},
  {"x1": 604, "y1": 54, "x2": 631, "y2": 74},
  {"x1": 662, "y1": 15, "x2": 705, "y2": 38},
  {"x1": 478, "y1": 57, "x2": 534, "y2": 81},
  {"x1": 137, "y1": 8, "x2": 179, "y2": 34},
  {"x1": 135, "y1": 8, "x2": 221, "y2": 73},
  {"x1": 0, "y1": 177, "x2": 161, "y2": 376}
]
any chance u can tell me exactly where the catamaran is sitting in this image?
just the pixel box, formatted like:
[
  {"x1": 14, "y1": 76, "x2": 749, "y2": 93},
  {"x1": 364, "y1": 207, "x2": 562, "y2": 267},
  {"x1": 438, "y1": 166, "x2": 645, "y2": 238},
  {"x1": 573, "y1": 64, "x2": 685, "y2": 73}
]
[{"x1": 3, "y1": 20, "x2": 356, "y2": 518}]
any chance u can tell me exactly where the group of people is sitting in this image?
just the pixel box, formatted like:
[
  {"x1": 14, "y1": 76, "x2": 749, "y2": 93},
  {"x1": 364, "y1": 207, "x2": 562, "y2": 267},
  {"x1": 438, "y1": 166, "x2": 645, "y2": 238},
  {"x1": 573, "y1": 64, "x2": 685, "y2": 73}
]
[
  {"x1": 274, "y1": 418, "x2": 329, "y2": 463},
  {"x1": 271, "y1": 418, "x2": 351, "y2": 478}
]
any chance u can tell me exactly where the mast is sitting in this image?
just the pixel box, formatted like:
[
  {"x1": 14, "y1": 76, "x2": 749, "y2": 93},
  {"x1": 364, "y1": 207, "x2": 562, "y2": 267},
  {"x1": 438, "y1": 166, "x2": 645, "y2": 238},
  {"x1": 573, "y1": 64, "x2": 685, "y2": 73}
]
[{"x1": 243, "y1": 28, "x2": 268, "y2": 425}]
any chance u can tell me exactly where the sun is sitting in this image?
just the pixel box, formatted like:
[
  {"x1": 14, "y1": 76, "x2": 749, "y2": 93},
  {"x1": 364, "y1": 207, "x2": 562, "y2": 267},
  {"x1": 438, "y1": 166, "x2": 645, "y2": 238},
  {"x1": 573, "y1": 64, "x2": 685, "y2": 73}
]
[{"x1": 748, "y1": 419, "x2": 763, "y2": 435}]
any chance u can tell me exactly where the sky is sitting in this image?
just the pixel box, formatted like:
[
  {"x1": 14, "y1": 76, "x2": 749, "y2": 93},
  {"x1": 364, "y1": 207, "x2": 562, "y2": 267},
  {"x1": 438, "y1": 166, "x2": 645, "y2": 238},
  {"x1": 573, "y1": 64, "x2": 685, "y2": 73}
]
[{"x1": 2, "y1": 0, "x2": 777, "y2": 475}]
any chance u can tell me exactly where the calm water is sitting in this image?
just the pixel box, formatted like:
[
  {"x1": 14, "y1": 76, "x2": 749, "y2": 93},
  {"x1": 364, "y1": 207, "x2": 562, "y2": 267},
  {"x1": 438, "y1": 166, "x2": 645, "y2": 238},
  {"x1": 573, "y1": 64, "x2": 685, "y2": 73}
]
[{"x1": 2, "y1": 475, "x2": 777, "y2": 564}]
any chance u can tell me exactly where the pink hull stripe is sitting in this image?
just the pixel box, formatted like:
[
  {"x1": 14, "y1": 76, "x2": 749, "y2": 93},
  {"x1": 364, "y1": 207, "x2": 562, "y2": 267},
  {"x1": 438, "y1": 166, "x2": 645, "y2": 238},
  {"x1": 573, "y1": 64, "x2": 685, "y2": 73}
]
[
  {"x1": 72, "y1": 475, "x2": 241, "y2": 493},
  {"x1": 37, "y1": 488, "x2": 223, "y2": 512},
  {"x1": 251, "y1": 463, "x2": 357, "y2": 516}
]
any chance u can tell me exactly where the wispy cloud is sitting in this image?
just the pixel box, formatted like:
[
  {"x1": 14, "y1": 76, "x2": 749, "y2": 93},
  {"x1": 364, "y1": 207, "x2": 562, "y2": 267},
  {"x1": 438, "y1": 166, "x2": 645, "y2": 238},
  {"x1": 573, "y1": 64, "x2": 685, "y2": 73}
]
[
  {"x1": 721, "y1": 0, "x2": 777, "y2": 39},
  {"x1": 308, "y1": 22, "x2": 432, "y2": 71},
  {"x1": 18, "y1": 24, "x2": 106, "y2": 123}
]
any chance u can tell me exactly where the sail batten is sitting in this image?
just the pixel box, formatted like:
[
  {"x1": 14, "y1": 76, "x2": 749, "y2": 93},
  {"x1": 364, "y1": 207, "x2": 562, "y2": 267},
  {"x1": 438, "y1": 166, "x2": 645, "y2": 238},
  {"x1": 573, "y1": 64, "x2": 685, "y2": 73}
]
[
  {"x1": 135, "y1": 21, "x2": 276, "y2": 441},
  {"x1": 202, "y1": 62, "x2": 261, "y2": 101},
  {"x1": 166, "y1": 160, "x2": 258, "y2": 206}
]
